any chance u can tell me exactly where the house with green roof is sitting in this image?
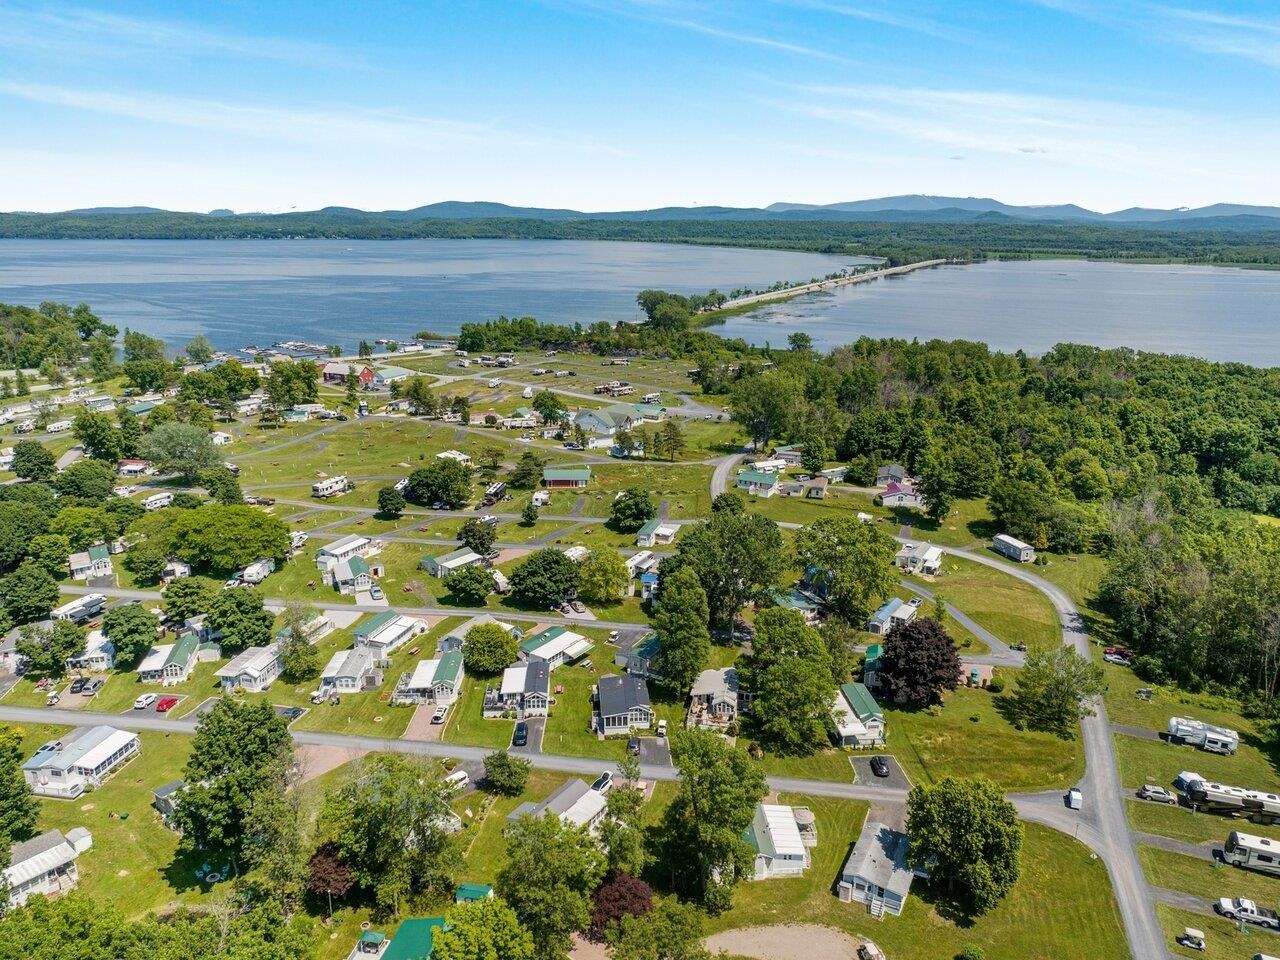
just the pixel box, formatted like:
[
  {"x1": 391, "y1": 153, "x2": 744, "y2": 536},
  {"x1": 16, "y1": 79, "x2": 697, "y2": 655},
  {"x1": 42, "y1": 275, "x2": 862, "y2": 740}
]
[
  {"x1": 382, "y1": 917, "x2": 447, "y2": 960},
  {"x1": 136, "y1": 631, "x2": 200, "y2": 686},
  {"x1": 126, "y1": 399, "x2": 159, "y2": 416},
  {"x1": 420, "y1": 547, "x2": 483, "y2": 579},
  {"x1": 614, "y1": 632, "x2": 662, "y2": 678},
  {"x1": 372, "y1": 365, "x2": 415, "y2": 387},
  {"x1": 68, "y1": 542, "x2": 113, "y2": 581},
  {"x1": 543, "y1": 466, "x2": 591, "y2": 488},
  {"x1": 393, "y1": 651, "x2": 464, "y2": 706},
  {"x1": 454, "y1": 882, "x2": 493, "y2": 904},
  {"x1": 332, "y1": 555, "x2": 372, "y2": 595},
  {"x1": 353, "y1": 611, "x2": 428, "y2": 659},
  {"x1": 862, "y1": 643, "x2": 884, "y2": 691},
  {"x1": 519, "y1": 625, "x2": 593, "y2": 671},
  {"x1": 831, "y1": 681, "x2": 886, "y2": 748},
  {"x1": 735, "y1": 469, "x2": 780, "y2": 498}
]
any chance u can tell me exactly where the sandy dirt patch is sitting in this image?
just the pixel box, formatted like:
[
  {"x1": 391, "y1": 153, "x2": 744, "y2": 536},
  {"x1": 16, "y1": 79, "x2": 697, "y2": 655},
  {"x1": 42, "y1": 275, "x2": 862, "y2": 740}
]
[
  {"x1": 494, "y1": 547, "x2": 531, "y2": 565},
  {"x1": 295, "y1": 743, "x2": 369, "y2": 784},
  {"x1": 403, "y1": 704, "x2": 446, "y2": 742},
  {"x1": 704, "y1": 924, "x2": 863, "y2": 960},
  {"x1": 568, "y1": 933, "x2": 610, "y2": 960}
]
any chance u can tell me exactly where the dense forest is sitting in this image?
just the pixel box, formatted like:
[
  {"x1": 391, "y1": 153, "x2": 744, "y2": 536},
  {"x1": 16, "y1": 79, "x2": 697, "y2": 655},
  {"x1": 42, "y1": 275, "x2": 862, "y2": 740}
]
[{"x1": 6, "y1": 212, "x2": 1280, "y2": 264}]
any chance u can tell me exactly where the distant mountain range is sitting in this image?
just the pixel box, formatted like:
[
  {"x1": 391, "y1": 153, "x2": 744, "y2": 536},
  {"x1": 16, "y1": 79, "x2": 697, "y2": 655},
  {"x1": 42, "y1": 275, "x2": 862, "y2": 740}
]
[{"x1": 19, "y1": 195, "x2": 1280, "y2": 229}]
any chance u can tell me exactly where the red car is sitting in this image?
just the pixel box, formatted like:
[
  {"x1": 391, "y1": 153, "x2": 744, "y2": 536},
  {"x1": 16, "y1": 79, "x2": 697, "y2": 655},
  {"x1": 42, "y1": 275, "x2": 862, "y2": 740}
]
[
  {"x1": 1104, "y1": 646, "x2": 1134, "y2": 660},
  {"x1": 155, "y1": 696, "x2": 180, "y2": 713}
]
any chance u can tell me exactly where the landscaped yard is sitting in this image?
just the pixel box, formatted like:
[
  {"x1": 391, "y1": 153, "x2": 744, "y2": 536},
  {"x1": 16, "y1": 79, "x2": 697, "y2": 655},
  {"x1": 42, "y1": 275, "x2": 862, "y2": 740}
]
[
  {"x1": 442, "y1": 672, "x2": 516, "y2": 750},
  {"x1": 705, "y1": 795, "x2": 1129, "y2": 960}
]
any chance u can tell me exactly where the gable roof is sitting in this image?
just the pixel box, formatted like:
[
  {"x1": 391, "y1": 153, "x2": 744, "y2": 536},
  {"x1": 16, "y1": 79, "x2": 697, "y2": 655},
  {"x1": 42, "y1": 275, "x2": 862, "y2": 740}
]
[
  {"x1": 842, "y1": 820, "x2": 913, "y2": 898},
  {"x1": 870, "y1": 597, "x2": 904, "y2": 623},
  {"x1": 23, "y1": 726, "x2": 136, "y2": 774},
  {"x1": 840, "y1": 681, "x2": 884, "y2": 723},
  {"x1": 543, "y1": 466, "x2": 592, "y2": 482},
  {"x1": 5, "y1": 829, "x2": 76, "y2": 889},
  {"x1": 597, "y1": 674, "x2": 652, "y2": 717},
  {"x1": 736, "y1": 469, "x2": 779, "y2": 486},
  {"x1": 383, "y1": 917, "x2": 447, "y2": 960}
]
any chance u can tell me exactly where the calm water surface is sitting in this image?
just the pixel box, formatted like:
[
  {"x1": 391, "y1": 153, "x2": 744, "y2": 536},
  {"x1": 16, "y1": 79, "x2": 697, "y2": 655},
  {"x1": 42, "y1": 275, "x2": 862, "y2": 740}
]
[
  {"x1": 0, "y1": 238, "x2": 856, "y2": 350},
  {"x1": 715, "y1": 259, "x2": 1280, "y2": 362},
  {"x1": 0, "y1": 241, "x2": 1277, "y2": 363}
]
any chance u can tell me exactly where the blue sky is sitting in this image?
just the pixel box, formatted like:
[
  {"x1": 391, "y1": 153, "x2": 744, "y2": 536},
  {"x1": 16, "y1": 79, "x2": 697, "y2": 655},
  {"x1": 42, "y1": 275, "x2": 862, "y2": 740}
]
[{"x1": 1, "y1": 0, "x2": 1277, "y2": 212}]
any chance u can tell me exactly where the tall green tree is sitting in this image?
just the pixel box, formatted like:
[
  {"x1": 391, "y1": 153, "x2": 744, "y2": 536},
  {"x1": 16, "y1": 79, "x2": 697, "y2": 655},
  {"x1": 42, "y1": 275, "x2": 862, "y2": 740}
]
[
  {"x1": 3, "y1": 560, "x2": 60, "y2": 624},
  {"x1": 464, "y1": 621, "x2": 518, "y2": 675},
  {"x1": 139, "y1": 421, "x2": 220, "y2": 482},
  {"x1": 907, "y1": 776, "x2": 1023, "y2": 916},
  {"x1": 661, "y1": 728, "x2": 767, "y2": 913},
  {"x1": 510, "y1": 549, "x2": 580, "y2": 608},
  {"x1": 609, "y1": 897, "x2": 710, "y2": 960},
  {"x1": 174, "y1": 699, "x2": 293, "y2": 865},
  {"x1": 1009, "y1": 647, "x2": 1106, "y2": 738},
  {"x1": 609, "y1": 488, "x2": 656, "y2": 532},
  {"x1": 434, "y1": 897, "x2": 536, "y2": 960},
  {"x1": 101, "y1": 603, "x2": 160, "y2": 665},
  {"x1": 792, "y1": 515, "x2": 898, "y2": 622},
  {"x1": 406, "y1": 458, "x2": 473, "y2": 508},
  {"x1": 669, "y1": 511, "x2": 788, "y2": 637},
  {"x1": 0, "y1": 723, "x2": 39, "y2": 866},
  {"x1": 650, "y1": 567, "x2": 711, "y2": 692},
  {"x1": 11, "y1": 440, "x2": 55, "y2": 481},
  {"x1": 578, "y1": 549, "x2": 628, "y2": 605},
  {"x1": 497, "y1": 813, "x2": 607, "y2": 960},
  {"x1": 208, "y1": 586, "x2": 274, "y2": 652}
]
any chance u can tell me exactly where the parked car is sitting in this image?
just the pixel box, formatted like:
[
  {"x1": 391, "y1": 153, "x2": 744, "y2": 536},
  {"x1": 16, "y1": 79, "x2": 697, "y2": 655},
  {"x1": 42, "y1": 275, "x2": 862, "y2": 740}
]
[
  {"x1": 45, "y1": 693, "x2": 59, "y2": 706},
  {"x1": 657, "y1": 719, "x2": 668, "y2": 738},
  {"x1": 1103, "y1": 654, "x2": 1131, "y2": 666},
  {"x1": 432, "y1": 705, "x2": 449, "y2": 724},
  {"x1": 570, "y1": 600, "x2": 587, "y2": 614},
  {"x1": 1105, "y1": 645, "x2": 1135, "y2": 660},
  {"x1": 512, "y1": 722, "x2": 529, "y2": 747},
  {"x1": 69, "y1": 676, "x2": 87, "y2": 694},
  {"x1": 1216, "y1": 897, "x2": 1280, "y2": 929},
  {"x1": 134, "y1": 693, "x2": 159, "y2": 710},
  {"x1": 156, "y1": 696, "x2": 179, "y2": 713},
  {"x1": 591, "y1": 771, "x2": 613, "y2": 793},
  {"x1": 1136, "y1": 784, "x2": 1177, "y2": 804},
  {"x1": 627, "y1": 737, "x2": 641, "y2": 756},
  {"x1": 369, "y1": 585, "x2": 385, "y2": 601},
  {"x1": 82, "y1": 679, "x2": 103, "y2": 695},
  {"x1": 870, "y1": 756, "x2": 891, "y2": 778}
]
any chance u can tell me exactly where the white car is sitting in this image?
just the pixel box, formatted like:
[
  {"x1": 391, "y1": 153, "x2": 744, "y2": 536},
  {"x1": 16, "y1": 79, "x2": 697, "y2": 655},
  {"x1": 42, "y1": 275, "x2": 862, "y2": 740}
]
[
  {"x1": 1103, "y1": 653, "x2": 1131, "y2": 666},
  {"x1": 134, "y1": 693, "x2": 158, "y2": 710},
  {"x1": 431, "y1": 705, "x2": 449, "y2": 724}
]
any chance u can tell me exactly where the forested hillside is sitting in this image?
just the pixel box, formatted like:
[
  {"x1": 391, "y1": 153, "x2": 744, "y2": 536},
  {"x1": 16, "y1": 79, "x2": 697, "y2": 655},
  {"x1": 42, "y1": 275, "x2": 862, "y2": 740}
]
[{"x1": 6, "y1": 212, "x2": 1280, "y2": 264}]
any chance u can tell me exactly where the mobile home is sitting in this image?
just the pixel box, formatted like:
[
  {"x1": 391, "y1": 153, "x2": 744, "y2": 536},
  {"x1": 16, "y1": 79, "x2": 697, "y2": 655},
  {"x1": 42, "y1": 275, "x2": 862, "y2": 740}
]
[
  {"x1": 312, "y1": 475, "x2": 351, "y2": 498},
  {"x1": 992, "y1": 533, "x2": 1036, "y2": 563},
  {"x1": 51, "y1": 594, "x2": 107, "y2": 624},
  {"x1": 142, "y1": 492, "x2": 173, "y2": 511}
]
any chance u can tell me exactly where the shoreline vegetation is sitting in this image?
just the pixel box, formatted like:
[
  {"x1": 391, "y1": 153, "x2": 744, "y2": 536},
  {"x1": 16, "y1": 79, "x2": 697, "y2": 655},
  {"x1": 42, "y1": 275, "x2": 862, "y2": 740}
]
[{"x1": 6, "y1": 214, "x2": 1280, "y2": 267}]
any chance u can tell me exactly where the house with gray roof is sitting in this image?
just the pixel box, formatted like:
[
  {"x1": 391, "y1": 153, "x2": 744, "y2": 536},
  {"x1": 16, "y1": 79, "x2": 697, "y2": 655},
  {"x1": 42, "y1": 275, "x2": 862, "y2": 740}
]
[
  {"x1": 68, "y1": 543, "x2": 113, "y2": 581},
  {"x1": 4, "y1": 828, "x2": 88, "y2": 907},
  {"x1": 484, "y1": 660, "x2": 551, "y2": 717},
  {"x1": 595, "y1": 674, "x2": 654, "y2": 733},
  {"x1": 507, "y1": 778, "x2": 608, "y2": 832},
  {"x1": 136, "y1": 632, "x2": 200, "y2": 685},
  {"x1": 332, "y1": 555, "x2": 373, "y2": 594},
  {"x1": 392, "y1": 652, "x2": 464, "y2": 705},
  {"x1": 23, "y1": 726, "x2": 140, "y2": 799},
  {"x1": 838, "y1": 820, "x2": 915, "y2": 917},
  {"x1": 688, "y1": 667, "x2": 750, "y2": 728},
  {"x1": 321, "y1": 647, "x2": 383, "y2": 693}
]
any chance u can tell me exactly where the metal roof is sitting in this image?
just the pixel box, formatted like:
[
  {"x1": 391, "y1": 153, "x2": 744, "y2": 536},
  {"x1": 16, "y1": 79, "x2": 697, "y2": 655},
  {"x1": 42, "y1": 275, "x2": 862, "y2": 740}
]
[
  {"x1": 5, "y1": 829, "x2": 76, "y2": 889},
  {"x1": 23, "y1": 726, "x2": 136, "y2": 774},
  {"x1": 842, "y1": 820, "x2": 914, "y2": 899}
]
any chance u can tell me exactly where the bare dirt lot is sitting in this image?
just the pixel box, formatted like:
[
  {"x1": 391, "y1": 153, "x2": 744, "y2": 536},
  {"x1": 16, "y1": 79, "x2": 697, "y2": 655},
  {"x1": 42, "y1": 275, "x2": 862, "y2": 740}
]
[{"x1": 704, "y1": 924, "x2": 864, "y2": 960}]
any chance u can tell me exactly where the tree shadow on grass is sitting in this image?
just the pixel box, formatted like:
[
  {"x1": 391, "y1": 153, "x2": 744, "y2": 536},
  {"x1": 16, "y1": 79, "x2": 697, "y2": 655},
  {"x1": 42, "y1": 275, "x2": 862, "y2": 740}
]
[{"x1": 912, "y1": 878, "x2": 980, "y2": 929}]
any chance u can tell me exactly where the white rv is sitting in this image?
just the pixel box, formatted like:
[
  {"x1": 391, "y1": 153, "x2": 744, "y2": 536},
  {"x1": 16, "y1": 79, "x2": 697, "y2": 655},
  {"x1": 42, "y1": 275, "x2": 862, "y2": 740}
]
[
  {"x1": 1224, "y1": 831, "x2": 1280, "y2": 876},
  {"x1": 142, "y1": 492, "x2": 173, "y2": 511},
  {"x1": 312, "y1": 475, "x2": 350, "y2": 498},
  {"x1": 1168, "y1": 716, "x2": 1239, "y2": 754},
  {"x1": 241, "y1": 558, "x2": 276, "y2": 585},
  {"x1": 51, "y1": 594, "x2": 107, "y2": 624},
  {"x1": 992, "y1": 533, "x2": 1036, "y2": 562}
]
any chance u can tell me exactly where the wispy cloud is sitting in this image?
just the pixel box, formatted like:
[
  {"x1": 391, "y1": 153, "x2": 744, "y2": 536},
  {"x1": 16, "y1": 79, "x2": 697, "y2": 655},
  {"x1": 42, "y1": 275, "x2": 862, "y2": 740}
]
[
  {"x1": 550, "y1": 0, "x2": 857, "y2": 63},
  {"x1": 0, "y1": 4, "x2": 352, "y2": 66},
  {"x1": 773, "y1": 0, "x2": 972, "y2": 42},
  {"x1": 764, "y1": 81, "x2": 1264, "y2": 180}
]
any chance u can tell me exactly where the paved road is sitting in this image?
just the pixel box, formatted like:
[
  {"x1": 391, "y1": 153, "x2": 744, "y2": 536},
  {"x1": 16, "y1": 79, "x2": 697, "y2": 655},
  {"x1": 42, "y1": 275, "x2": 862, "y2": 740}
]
[
  {"x1": 709, "y1": 450, "x2": 746, "y2": 497},
  {"x1": 931, "y1": 541, "x2": 1168, "y2": 960},
  {"x1": 718, "y1": 258, "x2": 951, "y2": 309}
]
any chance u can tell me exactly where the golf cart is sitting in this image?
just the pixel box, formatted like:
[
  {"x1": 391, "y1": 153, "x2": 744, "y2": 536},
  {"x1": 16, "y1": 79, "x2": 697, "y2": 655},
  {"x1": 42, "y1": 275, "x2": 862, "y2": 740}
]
[
  {"x1": 1176, "y1": 927, "x2": 1205, "y2": 952},
  {"x1": 857, "y1": 942, "x2": 887, "y2": 960}
]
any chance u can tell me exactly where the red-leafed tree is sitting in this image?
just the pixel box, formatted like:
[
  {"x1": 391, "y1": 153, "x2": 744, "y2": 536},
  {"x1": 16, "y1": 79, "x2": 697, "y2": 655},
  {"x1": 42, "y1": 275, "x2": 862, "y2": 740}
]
[
  {"x1": 590, "y1": 870, "x2": 655, "y2": 941},
  {"x1": 307, "y1": 841, "x2": 354, "y2": 917}
]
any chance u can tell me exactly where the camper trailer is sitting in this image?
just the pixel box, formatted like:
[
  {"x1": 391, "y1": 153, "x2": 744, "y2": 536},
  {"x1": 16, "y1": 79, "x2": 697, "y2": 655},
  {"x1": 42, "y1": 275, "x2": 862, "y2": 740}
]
[
  {"x1": 51, "y1": 594, "x2": 107, "y2": 624},
  {"x1": 241, "y1": 558, "x2": 276, "y2": 585},
  {"x1": 142, "y1": 492, "x2": 173, "y2": 511},
  {"x1": 1186, "y1": 780, "x2": 1280, "y2": 824},
  {"x1": 1224, "y1": 831, "x2": 1280, "y2": 877},
  {"x1": 312, "y1": 475, "x2": 351, "y2": 499},
  {"x1": 1168, "y1": 716, "x2": 1240, "y2": 754},
  {"x1": 992, "y1": 533, "x2": 1036, "y2": 562}
]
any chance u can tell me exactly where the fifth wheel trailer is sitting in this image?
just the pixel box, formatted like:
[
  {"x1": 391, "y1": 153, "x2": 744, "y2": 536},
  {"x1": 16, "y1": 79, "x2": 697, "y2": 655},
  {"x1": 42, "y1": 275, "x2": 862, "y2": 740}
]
[{"x1": 1168, "y1": 716, "x2": 1239, "y2": 754}]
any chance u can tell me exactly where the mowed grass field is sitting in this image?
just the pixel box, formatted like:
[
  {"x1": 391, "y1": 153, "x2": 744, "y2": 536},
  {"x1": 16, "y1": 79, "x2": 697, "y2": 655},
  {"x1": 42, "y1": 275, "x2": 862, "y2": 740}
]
[
  {"x1": 912, "y1": 554, "x2": 1061, "y2": 652},
  {"x1": 704, "y1": 796, "x2": 1129, "y2": 960}
]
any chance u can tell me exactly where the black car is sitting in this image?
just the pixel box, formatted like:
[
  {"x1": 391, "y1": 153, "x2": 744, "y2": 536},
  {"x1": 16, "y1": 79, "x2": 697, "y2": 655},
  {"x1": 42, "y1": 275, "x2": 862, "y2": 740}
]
[
  {"x1": 68, "y1": 677, "x2": 87, "y2": 694},
  {"x1": 627, "y1": 737, "x2": 641, "y2": 756},
  {"x1": 512, "y1": 722, "x2": 529, "y2": 747},
  {"x1": 870, "y1": 756, "x2": 891, "y2": 778}
]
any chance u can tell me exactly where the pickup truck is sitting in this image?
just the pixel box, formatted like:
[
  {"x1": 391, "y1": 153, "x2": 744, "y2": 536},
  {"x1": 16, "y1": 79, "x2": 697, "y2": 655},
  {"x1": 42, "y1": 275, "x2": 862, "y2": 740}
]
[{"x1": 1216, "y1": 897, "x2": 1280, "y2": 929}]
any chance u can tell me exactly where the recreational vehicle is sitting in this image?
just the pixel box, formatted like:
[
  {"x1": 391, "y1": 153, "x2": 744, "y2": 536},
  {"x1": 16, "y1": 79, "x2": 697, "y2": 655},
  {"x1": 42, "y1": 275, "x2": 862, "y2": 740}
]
[
  {"x1": 1168, "y1": 716, "x2": 1239, "y2": 754},
  {"x1": 1224, "y1": 831, "x2": 1280, "y2": 876},
  {"x1": 142, "y1": 492, "x2": 173, "y2": 511},
  {"x1": 51, "y1": 594, "x2": 107, "y2": 624},
  {"x1": 992, "y1": 533, "x2": 1036, "y2": 562},
  {"x1": 312, "y1": 475, "x2": 351, "y2": 499}
]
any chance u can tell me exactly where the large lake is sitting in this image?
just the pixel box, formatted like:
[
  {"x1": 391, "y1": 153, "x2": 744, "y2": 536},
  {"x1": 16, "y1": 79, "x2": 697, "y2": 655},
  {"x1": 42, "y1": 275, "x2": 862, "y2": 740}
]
[
  {"x1": 0, "y1": 239, "x2": 857, "y2": 351},
  {"x1": 714, "y1": 259, "x2": 1280, "y2": 363},
  {"x1": 0, "y1": 239, "x2": 1278, "y2": 363}
]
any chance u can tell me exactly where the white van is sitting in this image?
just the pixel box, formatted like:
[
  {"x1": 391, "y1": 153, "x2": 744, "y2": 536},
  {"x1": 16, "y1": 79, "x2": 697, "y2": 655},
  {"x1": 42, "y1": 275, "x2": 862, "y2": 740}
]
[{"x1": 444, "y1": 769, "x2": 470, "y2": 793}]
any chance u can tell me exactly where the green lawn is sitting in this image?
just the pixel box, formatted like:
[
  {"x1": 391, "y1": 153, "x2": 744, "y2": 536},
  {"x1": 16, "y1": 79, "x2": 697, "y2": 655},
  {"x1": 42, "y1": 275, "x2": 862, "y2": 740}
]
[
  {"x1": 748, "y1": 490, "x2": 892, "y2": 526},
  {"x1": 442, "y1": 672, "x2": 516, "y2": 749},
  {"x1": 886, "y1": 684, "x2": 1084, "y2": 791},
  {"x1": 21, "y1": 727, "x2": 211, "y2": 918},
  {"x1": 1103, "y1": 663, "x2": 1264, "y2": 739},
  {"x1": 755, "y1": 749, "x2": 857, "y2": 782},
  {"x1": 1114, "y1": 732, "x2": 1280, "y2": 792},
  {"x1": 912, "y1": 553, "x2": 1061, "y2": 652},
  {"x1": 1125, "y1": 798, "x2": 1280, "y2": 846},
  {"x1": 1139, "y1": 844, "x2": 1280, "y2": 903},
  {"x1": 707, "y1": 796, "x2": 1129, "y2": 960},
  {"x1": 1159, "y1": 903, "x2": 1266, "y2": 959},
  {"x1": 888, "y1": 497, "x2": 997, "y2": 549}
]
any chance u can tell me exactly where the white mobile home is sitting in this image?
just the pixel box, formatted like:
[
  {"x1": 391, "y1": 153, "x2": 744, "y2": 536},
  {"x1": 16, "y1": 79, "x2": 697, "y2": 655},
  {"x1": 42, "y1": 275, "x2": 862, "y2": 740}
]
[
  {"x1": 838, "y1": 820, "x2": 915, "y2": 916},
  {"x1": 320, "y1": 647, "x2": 383, "y2": 694},
  {"x1": 353, "y1": 611, "x2": 427, "y2": 660},
  {"x1": 484, "y1": 661, "x2": 551, "y2": 718},
  {"x1": 4, "y1": 829, "x2": 88, "y2": 908},
  {"x1": 392, "y1": 652, "x2": 463, "y2": 705},
  {"x1": 23, "y1": 726, "x2": 140, "y2": 799},
  {"x1": 51, "y1": 594, "x2": 106, "y2": 624},
  {"x1": 65, "y1": 629, "x2": 116, "y2": 673},
  {"x1": 215, "y1": 643, "x2": 283, "y2": 692},
  {"x1": 315, "y1": 534, "x2": 377, "y2": 569},
  {"x1": 745, "y1": 804, "x2": 811, "y2": 880},
  {"x1": 136, "y1": 632, "x2": 200, "y2": 685},
  {"x1": 142, "y1": 492, "x2": 173, "y2": 511},
  {"x1": 992, "y1": 533, "x2": 1036, "y2": 563},
  {"x1": 831, "y1": 682, "x2": 886, "y2": 748},
  {"x1": 519, "y1": 625, "x2": 593, "y2": 671}
]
